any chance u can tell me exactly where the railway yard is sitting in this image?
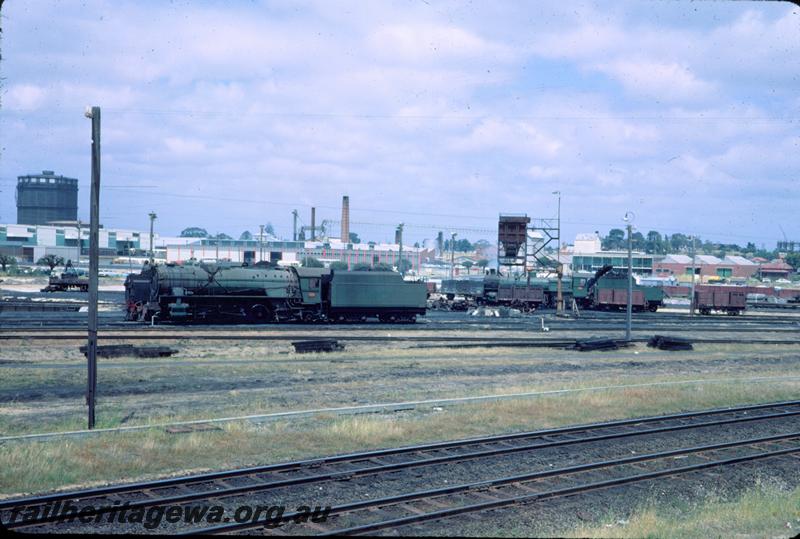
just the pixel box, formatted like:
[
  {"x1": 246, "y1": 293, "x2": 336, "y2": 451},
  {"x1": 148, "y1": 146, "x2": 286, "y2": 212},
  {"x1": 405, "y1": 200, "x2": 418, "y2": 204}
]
[
  {"x1": 5, "y1": 1, "x2": 800, "y2": 535},
  {"x1": 1, "y1": 276, "x2": 800, "y2": 536}
]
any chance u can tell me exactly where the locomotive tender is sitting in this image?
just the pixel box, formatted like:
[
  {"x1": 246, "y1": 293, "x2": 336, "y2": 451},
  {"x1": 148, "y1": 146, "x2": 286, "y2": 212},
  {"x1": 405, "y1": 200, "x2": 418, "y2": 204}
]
[{"x1": 125, "y1": 262, "x2": 427, "y2": 323}]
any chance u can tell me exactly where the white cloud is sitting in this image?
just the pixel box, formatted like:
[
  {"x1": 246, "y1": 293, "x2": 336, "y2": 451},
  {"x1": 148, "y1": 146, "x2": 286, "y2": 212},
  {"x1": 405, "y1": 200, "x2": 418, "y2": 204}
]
[
  {"x1": 366, "y1": 23, "x2": 514, "y2": 64},
  {"x1": 595, "y1": 60, "x2": 715, "y2": 102},
  {"x1": 163, "y1": 137, "x2": 207, "y2": 157},
  {"x1": 5, "y1": 84, "x2": 47, "y2": 110},
  {"x1": 450, "y1": 118, "x2": 563, "y2": 157},
  {"x1": 1, "y1": 1, "x2": 798, "y2": 243}
]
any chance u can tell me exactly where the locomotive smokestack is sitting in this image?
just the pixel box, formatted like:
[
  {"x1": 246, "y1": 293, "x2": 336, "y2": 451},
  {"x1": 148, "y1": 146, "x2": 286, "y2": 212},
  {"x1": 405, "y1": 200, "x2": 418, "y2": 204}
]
[
  {"x1": 311, "y1": 207, "x2": 316, "y2": 241},
  {"x1": 341, "y1": 195, "x2": 350, "y2": 243}
]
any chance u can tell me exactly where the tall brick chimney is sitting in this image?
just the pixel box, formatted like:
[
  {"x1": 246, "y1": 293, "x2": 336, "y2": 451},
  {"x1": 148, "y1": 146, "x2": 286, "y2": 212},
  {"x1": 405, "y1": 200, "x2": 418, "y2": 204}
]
[{"x1": 341, "y1": 195, "x2": 350, "y2": 242}]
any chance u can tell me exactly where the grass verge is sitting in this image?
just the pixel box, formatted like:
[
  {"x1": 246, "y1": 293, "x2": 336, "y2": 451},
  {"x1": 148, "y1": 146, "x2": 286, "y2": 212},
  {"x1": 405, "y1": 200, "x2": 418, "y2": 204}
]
[
  {"x1": 1, "y1": 376, "x2": 799, "y2": 497},
  {"x1": 567, "y1": 483, "x2": 800, "y2": 538}
]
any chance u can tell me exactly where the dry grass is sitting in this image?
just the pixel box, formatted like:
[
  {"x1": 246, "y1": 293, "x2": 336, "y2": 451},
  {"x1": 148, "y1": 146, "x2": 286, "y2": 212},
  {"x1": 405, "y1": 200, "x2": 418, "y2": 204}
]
[
  {"x1": 2, "y1": 376, "x2": 800, "y2": 497},
  {"x1": 567, "y1": 483, "x2": 800, "y2": 538}
]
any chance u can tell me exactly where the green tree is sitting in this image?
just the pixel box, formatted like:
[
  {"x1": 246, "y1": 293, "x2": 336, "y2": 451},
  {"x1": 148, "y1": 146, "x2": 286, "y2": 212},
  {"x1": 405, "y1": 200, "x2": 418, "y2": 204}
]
[
  {"x1": 264, "y1": 223, "x2": 275, "y2": 235},
  {"x1": 0, "y1": 254, "x2": 17, "y2": 273},
  {"x1": 330, "y1": 261, "x2": 348, "y2": 271},
  {"x1": 603, "y1": 229, "x2": 626, "y2": 250},
  {"x1": 352, "y1": 263, "x2": 372, "y2": 271},
  {"x1": 476, "y1": 259, "x2": 490, "y2": 271},
  {"x1": 645, "y1": 231, "x2": 663, "y2": 254},
  {"x1": 373, "y1": 262, "x2": 394, "y2": 271},
  {"x1": 631, "y1": 231, "x2": 646, "y2": 251},
  {"x1": 180, "y1": 227, "x2": 208, "y2": 238},
  {"x1": 462, "y1": 260, "x2": 474, "y2": 274},
  {"x1": 37, "y1": 254, "x2": 64, "y2": 273},
  {"x1": 444, "y1": 238, "x2": 473, "y2": 252},
  {"x1": 785, "y1": 253, "x2": 800, "y2": 271},
  {"x1": 669, "y1": 233, "x2": 689, "y2": 252},
  {"x1": 348, "y1": 232, "x2": 361, "y2": 244},
  {"x1": 301, "y1": 257, "x2": 324, "y2": 268},
  {"x1": 239, "y1": 230, "x2": 253, "y2": 240},
  {"x1": 211, "y1": 233, "x2": 232, "y2": 240}
]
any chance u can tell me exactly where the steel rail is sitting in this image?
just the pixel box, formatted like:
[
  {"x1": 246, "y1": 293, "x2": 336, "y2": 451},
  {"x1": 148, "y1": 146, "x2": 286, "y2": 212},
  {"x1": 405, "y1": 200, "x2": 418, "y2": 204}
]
[
  {"x1": 2, "y1": 316, "x2": 799, "y2": 330},
  {"x1": 4, "y1": 401, "x2": 800, "y2": 529},
  {"x1": 1, "y1": 398, "x2": 797, "y2": 509},
  {"x1": 186, "y1": 431, "x2": 800, "y2": 535},
  {"x1": 1, "y1": 332, "x2": 799, "y2": 348}
]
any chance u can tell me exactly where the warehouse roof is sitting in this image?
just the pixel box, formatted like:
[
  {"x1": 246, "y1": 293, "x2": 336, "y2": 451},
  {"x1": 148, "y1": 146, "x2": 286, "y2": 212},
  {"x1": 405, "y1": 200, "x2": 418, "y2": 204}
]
[
  {"x1": 661, "y1": 254, "x2": 692, "y2": 264},
  {"x1": 723, "y1": 255, "x2": 757, "y2": 266},
  {"x1": 760, "y1": 259, "x2": 793, "y2": 271},
  {"x1": 695, "y1": 255, "x2": 723, "y2": 264}
]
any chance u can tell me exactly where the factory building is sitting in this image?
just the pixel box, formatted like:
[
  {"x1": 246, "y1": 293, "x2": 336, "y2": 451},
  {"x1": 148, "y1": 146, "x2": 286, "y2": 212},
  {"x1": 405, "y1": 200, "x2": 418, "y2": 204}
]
[
  {"x1": 0, "y1": 222, "x2": 196, "y2": 264},
  {"x1": 653, "y1": 254, "x2": 759, "y2": 281},
  {"x1": 570, "y1": 252, "x2": 654, "y2": 275},
  {"x1": 16, "y1": 171, "x2": 79, "y2": 225},
  {"x1": 0, "y1": 223, "x2": 145, "y2": 262},
  {"x1": 567, "y1": 232, "x2": 654, "y2": 275},
  {"x1": 165, "y1": 238, "x2": 428, "y2": 272}
]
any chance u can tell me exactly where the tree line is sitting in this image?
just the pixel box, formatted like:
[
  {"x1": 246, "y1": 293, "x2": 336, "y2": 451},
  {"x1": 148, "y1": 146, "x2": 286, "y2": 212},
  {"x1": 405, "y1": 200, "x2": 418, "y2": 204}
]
[{"x1": 601, "y1": 229, "x2": 781, "y2": 260}]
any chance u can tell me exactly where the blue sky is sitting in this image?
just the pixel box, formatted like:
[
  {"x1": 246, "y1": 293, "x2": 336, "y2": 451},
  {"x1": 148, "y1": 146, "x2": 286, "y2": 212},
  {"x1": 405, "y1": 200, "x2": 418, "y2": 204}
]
[{"x1": 1, "y1": 1, "x2": 798, "y2": 247}]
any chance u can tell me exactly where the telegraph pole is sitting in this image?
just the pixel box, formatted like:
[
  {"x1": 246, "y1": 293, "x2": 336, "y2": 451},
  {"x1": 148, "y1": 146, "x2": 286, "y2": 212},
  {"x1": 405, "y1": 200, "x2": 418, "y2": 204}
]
[
  {"x1": 450, "y1": 232, "x2": 457, "y2": 279},
  {"x1": 292, "y1": 210, "x2": 298, "y2": 241},
  {"x1": 259, "y1": 224, "x2": 265, "y2": 262},
  {"x1": 690, "y1": 235, "x2": 697, "y2": 316},
  {"x1": 553, "y1": 191, "x2": 563, "y2": 313},
  {"x1": 397, "y1": 223, "x2": 404, "y2": 276},
  {"x1": 148, "y1": 211, "x2": 157, "y2": 263},
  {"x1": 84, "y1": 106, "x2": 101, "y2": 429},
  {"x1": 624, "y1": 212, "x2": 634, "y2": 341}
]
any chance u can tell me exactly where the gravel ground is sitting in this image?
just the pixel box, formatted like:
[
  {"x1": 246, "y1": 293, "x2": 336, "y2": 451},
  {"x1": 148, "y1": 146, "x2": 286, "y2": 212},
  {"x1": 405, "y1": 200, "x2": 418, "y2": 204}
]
[
  {"x1": 15, "y1": 412, "x2": 800, "y2": 534},
  {"x1": 416, "y1": 454, "x2": 800, "y2": 537}
]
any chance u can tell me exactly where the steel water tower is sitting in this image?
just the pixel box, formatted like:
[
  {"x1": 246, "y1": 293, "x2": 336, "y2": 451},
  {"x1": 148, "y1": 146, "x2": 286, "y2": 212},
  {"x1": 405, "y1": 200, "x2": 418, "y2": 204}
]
[{"x1": 16, "y1": 170, "x2": 79, "y2": 225}]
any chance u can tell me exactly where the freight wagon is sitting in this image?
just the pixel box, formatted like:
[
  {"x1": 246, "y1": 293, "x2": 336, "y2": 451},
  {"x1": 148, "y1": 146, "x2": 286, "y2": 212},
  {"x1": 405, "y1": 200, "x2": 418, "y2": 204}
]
[
  {"x1": 693, "y1": 286, "x2": 746, "y2": 315},
  {"x1": 580, "y1": 269, "x2": 663, "y2": 312},
  {"x1": 436, "y1": 265, "x2": 663, "y2": 312},
  {"x1": 41, "y1": 264, "x2": 89, "y2": 292}
]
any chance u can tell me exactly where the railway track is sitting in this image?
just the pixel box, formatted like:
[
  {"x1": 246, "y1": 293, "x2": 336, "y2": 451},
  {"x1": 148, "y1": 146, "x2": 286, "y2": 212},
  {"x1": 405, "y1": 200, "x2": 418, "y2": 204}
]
[
  {"x1": 3, "y1": 400, "x2": 800, "y2": 534},
  {"x1": 2, "y1": 314, "x2": 798, "y2": 331},
  {"x1": 0, "y1": 333, "x2": 799, "y2": 347}
]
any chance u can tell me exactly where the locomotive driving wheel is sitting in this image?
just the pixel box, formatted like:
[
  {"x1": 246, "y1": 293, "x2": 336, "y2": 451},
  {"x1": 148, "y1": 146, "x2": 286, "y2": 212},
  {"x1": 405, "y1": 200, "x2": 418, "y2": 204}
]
[{"x1": 249, "y1": 304, "x2": 273, "y2": 323}]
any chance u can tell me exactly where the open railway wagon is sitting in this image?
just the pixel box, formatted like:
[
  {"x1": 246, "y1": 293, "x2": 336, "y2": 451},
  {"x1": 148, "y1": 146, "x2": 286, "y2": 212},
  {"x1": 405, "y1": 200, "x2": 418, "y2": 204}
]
[
  {"x1": 578, "y1": 267, "x2": 664, "y2": 312},
  {"x1": 124, "y1": 262, "x2": 427, "y2": 323},
  {"x1": 440, "y1": 271, "x2": 547, "y2": 311},
  {"x1": 41, "y1": 270, "x2": 89, "y2": 292},
  {"x1": 438, "y1": 265, "x2": 663, "y2": 312},
  {"x1": 693, "y1": 285, "x2": 746, "y2": 315}
]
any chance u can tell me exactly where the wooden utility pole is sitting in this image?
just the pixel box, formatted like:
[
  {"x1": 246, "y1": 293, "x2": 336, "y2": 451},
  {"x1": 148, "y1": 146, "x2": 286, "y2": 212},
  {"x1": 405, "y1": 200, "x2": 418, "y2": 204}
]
[
  {"x1": 450, "y1": 232, "x2": 457, "y2": 279},
  {"x1": 554, "y1": 191, "x2": 563, "y2": 313},
  {"x1": 85, "y1": 106, "x2": 101, "y2": 429},
  {"x1": 624, "y1": 213, "x2": 634, "y2": 341},
  {"x1": 397, "y1": 223, "x2": 404, "y2": 275},
  {"x1": 690, "y1": 235, "x2": 697, "y2": 316},
  {"x1": 259, "y1": 224, "x2": 264, "y2": 262},
  {"x1": 148, "y1": 211, "x2": 157, "y2": 263}
]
